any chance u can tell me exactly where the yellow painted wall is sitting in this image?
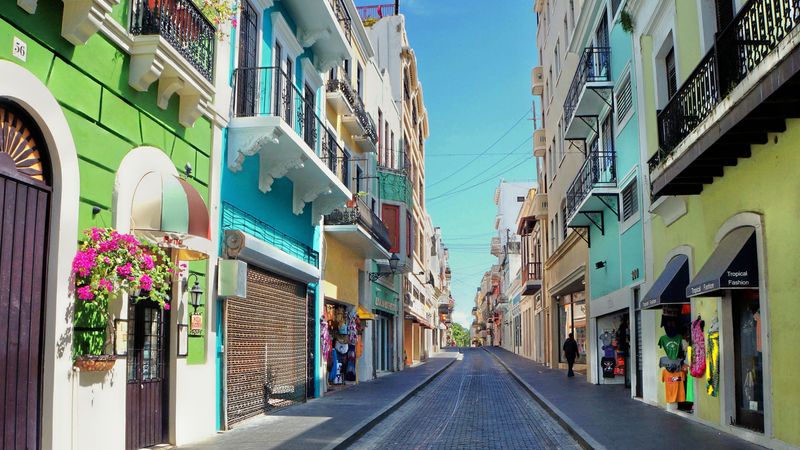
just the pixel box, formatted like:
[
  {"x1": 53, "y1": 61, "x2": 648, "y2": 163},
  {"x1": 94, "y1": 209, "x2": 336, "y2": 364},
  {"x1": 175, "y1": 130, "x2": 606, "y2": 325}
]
[
  {"x1": 322, "y1": 235, "x2": 364, "y2": 306},
  {"x1": 651, "y1": 120, "x2": 800, "y2": 445}
]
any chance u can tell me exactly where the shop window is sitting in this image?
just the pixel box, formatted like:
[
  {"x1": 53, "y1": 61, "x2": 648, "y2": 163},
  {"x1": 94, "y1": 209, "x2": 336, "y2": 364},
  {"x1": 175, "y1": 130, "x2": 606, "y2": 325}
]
[{"x1": 558, "y1": 292, "x2": 586, "y2": 364}]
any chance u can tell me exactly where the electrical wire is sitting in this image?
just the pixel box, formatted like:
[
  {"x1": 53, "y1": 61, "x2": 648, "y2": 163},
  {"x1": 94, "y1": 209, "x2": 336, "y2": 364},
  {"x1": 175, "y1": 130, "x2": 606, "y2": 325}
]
[
  {"x1": 428, "y1": 152, "x2": 533, "y2": 202},
  {"x1": 426, "y1": 106, "x2": 532, "y2": 188}
]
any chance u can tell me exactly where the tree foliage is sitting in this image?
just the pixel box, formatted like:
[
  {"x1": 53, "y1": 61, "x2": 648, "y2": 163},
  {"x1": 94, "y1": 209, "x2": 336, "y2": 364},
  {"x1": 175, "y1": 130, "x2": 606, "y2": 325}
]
[{"x1": 450, "y1": 323, "x2": 471, "y2": 347}]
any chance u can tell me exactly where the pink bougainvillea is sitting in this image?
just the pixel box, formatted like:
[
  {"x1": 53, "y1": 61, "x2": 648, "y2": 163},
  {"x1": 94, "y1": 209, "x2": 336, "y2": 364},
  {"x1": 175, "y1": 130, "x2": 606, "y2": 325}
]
[{"x1": 71, "y1": 227, "x2": 176, "y2": 310}]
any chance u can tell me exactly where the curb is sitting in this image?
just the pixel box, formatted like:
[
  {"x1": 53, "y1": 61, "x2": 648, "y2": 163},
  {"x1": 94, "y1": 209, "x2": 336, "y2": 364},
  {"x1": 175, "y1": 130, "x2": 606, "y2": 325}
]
[
  {"x1": 328, "y1": 352, "x2": 460, "y2": 450},
  {"x1": 484, "y1": 347, "x2": 606, "y2": 450}
]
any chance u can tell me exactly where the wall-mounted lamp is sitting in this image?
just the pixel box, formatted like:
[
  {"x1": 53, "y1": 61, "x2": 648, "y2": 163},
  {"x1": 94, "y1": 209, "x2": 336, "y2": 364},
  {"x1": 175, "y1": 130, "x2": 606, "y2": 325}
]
[
  {"x1": 595, "y1": 260, "x2": 607, "y2": 269},
  {"x1": 184, "y1": 273, "x2": 204, "y2": 312},
  {"x1": 369, "y1": 253, "x2": 400, "y2": 282}
]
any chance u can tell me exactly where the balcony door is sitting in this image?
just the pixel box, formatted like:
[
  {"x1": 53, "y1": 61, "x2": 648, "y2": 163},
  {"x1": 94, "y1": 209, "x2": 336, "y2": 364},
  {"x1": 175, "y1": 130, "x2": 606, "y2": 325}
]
[
  {"x1": 235, "y1": 1, "x2": 258, "y2": 116},
  {"x1": 592, "y1": 13, "x2": 610, "y2": 78},
  {"x1": 303, "y1": 84, "x2": 316, "y2": 149},
  {"x1": 273, "y1": 43, "x2": 293, "y2": 125}
]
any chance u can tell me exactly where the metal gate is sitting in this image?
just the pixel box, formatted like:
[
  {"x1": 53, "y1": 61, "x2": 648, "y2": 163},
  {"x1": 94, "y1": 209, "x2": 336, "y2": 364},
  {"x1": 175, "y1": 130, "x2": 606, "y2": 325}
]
[
  {"x1": 1, "y1": 101, "x2": 51, "y2": 450},
  {"x1": 226, "y1": 266, "x2": 307, "y2": 427}
]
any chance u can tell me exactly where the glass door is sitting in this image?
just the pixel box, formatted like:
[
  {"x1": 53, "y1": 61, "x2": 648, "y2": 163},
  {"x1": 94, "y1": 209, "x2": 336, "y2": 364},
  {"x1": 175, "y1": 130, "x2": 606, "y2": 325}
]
[{"x1": 733, "y1": 290, "x2": 764, "y2": 432}]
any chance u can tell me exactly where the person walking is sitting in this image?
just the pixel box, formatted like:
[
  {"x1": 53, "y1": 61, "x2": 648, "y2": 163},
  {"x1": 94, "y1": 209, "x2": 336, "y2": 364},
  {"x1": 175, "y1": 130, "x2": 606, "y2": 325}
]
[{"x1": 563, "y1": 332, "x2": 579, "y2": 377}]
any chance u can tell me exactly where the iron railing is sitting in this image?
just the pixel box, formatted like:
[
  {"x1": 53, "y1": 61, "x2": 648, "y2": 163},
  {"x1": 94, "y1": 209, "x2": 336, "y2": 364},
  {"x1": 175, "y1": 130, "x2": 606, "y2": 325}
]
[
  {"x1": 329, "y1": 0, "x2": 353, "y2": 42},
  {"x1": 324, "y1": 198, "x2": 393, "y2": 251},
  {"x1": 232, "y1": 66, "x2": 332, "y2": 155},
  {"x1": 320, "y1": 131, "x2": 350, "y2": 188},
  {"x1": 651, "y1": 0, "x2": 800, "y2": 172},
  {"x1": 565, "y1": 141, "x2": 617, "y2": 221},
  {"x1": 564, "y1": 47, "x2": 612, "y2": 127},
  {"x1": 357, "y1": 3, "x2": 398, "y2": 21},
  {"x1": 130, "y1": 0, "x2": 215, "y2": 81},
  {"x1": 221, "y1": 202, "x2": 319, "y2": 266},
  {"x1": 325, "y1": 76, "x2": 378, "y2": 144}
]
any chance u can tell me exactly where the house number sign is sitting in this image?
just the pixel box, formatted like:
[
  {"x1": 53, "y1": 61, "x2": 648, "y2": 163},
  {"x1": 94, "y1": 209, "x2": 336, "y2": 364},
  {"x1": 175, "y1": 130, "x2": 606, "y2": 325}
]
[{"x1": 12, "y1": 37, "x2": 27, "y2": 62}]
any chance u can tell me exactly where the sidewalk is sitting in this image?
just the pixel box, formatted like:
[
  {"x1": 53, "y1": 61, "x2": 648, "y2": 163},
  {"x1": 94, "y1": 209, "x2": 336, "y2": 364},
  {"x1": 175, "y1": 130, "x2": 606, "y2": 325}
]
[
  {"x1": 485, "y1": 346, "x2": 764, "y2": 450},
  {"x1": 179, "y1": 350, "x2": 459, "y2": 450}
]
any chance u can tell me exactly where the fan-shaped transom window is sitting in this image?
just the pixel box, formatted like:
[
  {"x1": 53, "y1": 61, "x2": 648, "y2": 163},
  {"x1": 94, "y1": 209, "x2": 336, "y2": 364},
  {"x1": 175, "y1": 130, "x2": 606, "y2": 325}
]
[{"x1": 0, "y1": 101, "x2": 49, "y2": 185}]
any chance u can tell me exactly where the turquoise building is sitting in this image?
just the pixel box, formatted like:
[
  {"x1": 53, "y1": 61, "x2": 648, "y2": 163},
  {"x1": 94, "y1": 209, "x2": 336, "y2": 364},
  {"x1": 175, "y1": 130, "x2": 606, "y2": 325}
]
[
  {"x1": 216, "y1": 0, "x2": 352, "y2": 430},
  {"x1": 563, "y1": 0, "x2": 644, "y2": 388}
]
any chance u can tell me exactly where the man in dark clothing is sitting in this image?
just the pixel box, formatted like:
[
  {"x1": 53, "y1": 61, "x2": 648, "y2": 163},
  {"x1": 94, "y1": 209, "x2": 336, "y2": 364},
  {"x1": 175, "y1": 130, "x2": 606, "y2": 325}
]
[{"x1": 563, "y1": 333, "x2": 579, "y2": 377}]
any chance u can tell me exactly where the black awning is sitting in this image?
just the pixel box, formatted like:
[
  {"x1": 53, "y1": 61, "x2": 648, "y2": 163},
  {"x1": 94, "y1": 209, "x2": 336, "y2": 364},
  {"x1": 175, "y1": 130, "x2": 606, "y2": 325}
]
[
  {"x1": 687, "y1": 227, "x2": 758, "y2": 297},
  {"x1": 640, "y1": 254, "x2": 689, "y2": 309}
]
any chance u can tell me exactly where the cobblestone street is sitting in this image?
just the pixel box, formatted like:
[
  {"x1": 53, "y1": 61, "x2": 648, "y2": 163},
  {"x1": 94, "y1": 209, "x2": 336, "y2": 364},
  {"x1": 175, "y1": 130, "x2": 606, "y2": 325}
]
[{"x1": 349, "y1": 348, "x2": 579, "y2": 450}]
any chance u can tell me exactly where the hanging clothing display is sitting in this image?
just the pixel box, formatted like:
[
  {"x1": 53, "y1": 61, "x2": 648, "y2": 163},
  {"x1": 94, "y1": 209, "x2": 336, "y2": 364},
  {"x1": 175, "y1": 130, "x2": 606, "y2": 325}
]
[
  {"x1": 601, "y1": 357, "x2": 616, "y2": 378},
  {"x1": 690, "y1": 318, "x2": 706, "y2": 377},
  {"x1": 686, "y1": 346, "x2": 695, "y2": 403},
  {"x1": 658, "y1": 334, "x2": 683, "y2": 360},
  {"x1": 662, "y1": 367, "x2": 687, "y2": 403},
  {"x1": 323, "y1": 302, "x2": 366, "y2": 389},
  {"x1": 706, "y1": 325, "x2": 720, "y2": 397}
]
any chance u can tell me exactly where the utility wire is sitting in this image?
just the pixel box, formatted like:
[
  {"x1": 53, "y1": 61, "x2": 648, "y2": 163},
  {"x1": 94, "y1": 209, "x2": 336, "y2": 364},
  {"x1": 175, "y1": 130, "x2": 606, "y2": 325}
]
[
  {"x1": 426, "y1": 106, "x2": 532, "y2": 188},
  {"x1": 429, "y1": 134, "x2": 533, "y2": 198},
  {"x1": 428, "y1": 150, "x2": 533, "y2": 202}
]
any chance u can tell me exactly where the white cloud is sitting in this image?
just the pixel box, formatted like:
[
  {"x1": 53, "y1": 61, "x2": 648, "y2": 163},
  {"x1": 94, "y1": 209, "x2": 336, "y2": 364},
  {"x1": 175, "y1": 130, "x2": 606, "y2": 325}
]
[{"x1": 451, "y1": 310, "x2": 469, "y2": 328}]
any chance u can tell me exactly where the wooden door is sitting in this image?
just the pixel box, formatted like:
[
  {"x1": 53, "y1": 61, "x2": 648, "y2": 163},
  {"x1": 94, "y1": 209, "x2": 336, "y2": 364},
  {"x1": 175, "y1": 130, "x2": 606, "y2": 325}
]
[
  {"x1": 126, "y1": 299, "x2": 170, "y2": 450},
  {"x1": 0, "y1": 101, "x2": 51, "y2": 450}
]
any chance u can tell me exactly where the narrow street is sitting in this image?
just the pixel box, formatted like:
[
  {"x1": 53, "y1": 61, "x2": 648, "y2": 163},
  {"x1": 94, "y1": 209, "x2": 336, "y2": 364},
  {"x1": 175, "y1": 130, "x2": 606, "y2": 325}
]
[{"x1": 349, "y1": 348, "x2": 579, "y2": 450}]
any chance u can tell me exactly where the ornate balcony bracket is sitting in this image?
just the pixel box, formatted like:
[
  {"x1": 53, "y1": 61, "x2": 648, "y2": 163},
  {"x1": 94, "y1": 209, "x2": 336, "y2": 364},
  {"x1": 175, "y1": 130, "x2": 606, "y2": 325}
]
[
  {"x1": 293, "y1": 181, "x2": 333, "y2": 215},
  {"x1": 315, "y1": 53, "x2": 347, "y2": 73},
  {"x1": 128, "y1": 35, "x2": 212, "y2": 128},
  {"x1": 60, "y1": 0, "x2": 119, "y2": 45},
  {"x1": 298, "y1": 27, "x2": 332, "y2": 48},
  {"x1": 228, "y1": 127, "x2": 282, "y2": 173},
  {"x1": 260, "y1": 151, "x2": 306, "y2": 195}
]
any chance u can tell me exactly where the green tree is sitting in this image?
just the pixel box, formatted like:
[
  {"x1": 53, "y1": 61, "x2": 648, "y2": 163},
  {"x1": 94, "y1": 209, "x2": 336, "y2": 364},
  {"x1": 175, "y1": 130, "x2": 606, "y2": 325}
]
[{"x1": 450, "y1": 323, "x2": 471, "y2": 347}]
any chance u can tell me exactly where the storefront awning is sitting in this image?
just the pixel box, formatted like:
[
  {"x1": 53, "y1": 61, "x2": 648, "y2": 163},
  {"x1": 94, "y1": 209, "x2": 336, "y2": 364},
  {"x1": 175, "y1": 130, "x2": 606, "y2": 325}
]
[
  {"x1": 687, "y1": 227, "x2": 758, "y2": 297},
  {"x1": 356, "y1": 305, "x2": 375, "y2": 320},
  {"x1": 640, "y1": 254, "x2": 689, "y2": 309},
  {"x1": 132, "y1": 171, "x2": 211, "y2": 260}
]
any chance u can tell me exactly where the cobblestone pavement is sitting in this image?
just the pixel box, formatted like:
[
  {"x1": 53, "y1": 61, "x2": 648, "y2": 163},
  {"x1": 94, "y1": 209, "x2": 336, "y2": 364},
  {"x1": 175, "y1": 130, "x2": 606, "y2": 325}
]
[{"x1": 349, "y1": 348, "x2": 580, "y2": 450}]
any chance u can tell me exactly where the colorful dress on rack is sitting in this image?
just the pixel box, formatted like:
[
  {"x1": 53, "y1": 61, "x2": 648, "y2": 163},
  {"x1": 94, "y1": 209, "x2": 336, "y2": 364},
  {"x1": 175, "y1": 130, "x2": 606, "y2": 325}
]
[
  {"x1": 706, "y1": 329, "x2": 720, "y2": 397},
  {"x1": 690, "y1": 318, "x2": 706, "y2": 377}
]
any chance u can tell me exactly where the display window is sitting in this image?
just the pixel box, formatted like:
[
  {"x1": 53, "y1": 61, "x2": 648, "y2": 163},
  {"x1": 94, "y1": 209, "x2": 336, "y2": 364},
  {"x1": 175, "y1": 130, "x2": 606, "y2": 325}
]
[
  {"x1": 559, "y1": 291, "x2": 586, "y2": 364},
  {"x1": 596, "y1": 311, "x2": 629, "y2": 385}
]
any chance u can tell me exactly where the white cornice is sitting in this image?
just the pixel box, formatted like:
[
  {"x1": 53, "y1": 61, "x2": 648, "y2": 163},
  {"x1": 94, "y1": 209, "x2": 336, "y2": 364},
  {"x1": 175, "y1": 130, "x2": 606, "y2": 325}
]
[
  {"x1": 60, "y1": 0, "x2": 119, "y2": 45},
  {"x1": 271, "y1": 11, "x2": 304, "y2": 58}
]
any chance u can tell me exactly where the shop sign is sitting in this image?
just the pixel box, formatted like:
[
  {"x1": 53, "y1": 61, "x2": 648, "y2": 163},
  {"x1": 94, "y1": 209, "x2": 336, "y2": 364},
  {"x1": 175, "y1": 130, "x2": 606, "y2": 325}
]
[
  {"x1": 375, "y1": 297, "x2": 397, "y2": 313},
  {"x1": 190, "y1": 313, "x2": 203, "y2": 335}
]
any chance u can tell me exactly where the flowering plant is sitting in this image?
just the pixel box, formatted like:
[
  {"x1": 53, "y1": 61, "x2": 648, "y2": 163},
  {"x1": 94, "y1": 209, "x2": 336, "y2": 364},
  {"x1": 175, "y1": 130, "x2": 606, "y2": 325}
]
[
  {"x1": 196, "y1": 0, "x2": 239, "y2": 39},
  {"x1": 71, "y1": 227, "x2": 176, "y2": 310}
]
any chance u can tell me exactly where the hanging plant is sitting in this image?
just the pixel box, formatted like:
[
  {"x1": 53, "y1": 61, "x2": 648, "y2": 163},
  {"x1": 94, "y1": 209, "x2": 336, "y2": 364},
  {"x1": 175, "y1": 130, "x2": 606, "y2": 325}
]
[
  {"x1": 618, "y1": 10, "x2": 634, "y2": 34},
  {"x1": 196, "y1": 0, "x2": 239, "y2": 39},
  {"x1": 71, "y1": 228, "x2": 177, "y2": 366}
]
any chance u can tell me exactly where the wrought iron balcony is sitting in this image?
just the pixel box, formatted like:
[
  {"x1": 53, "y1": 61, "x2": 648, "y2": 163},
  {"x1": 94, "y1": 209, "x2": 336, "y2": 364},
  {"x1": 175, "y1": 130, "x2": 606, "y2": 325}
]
[
  {"x1": 564, "y1": 47, "x2": 612, "y2": 136},
  {"x1": 650, "y1": 0, "x2": 800, "y2": 195},
  {"x1": 324, "y1": 198, "x2": 393, "y2": 251},
  {"x1": 130, "y1": 0, "x2": 215, "y2": 81},
  {"x1": 326, "y1": 76, "x2": 378, "y2": 145},
  {"x1": 320, "y1": 131, "x2": 350, "y2": 188},
  {"x1": 328, "y1": 0, "x2": 353, "y2": 42},
  {"x1": 233, "y1": 66, "x2": 329, "y2": 152},
  {"x1": 356, "y1": 3, "x2": 398, "y2": 22},
  {"x1": 566, "y1": 140, "x2": 617, "y2": 224}
]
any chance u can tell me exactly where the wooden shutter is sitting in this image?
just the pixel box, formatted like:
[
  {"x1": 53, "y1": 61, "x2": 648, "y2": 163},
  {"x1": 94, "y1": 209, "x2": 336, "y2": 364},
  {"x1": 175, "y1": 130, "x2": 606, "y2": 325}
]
[
  {"x1": 382, "y1": 204, "x2": 400, "y2": 253},
  {"x1": 621, "y1": 179, "x2": 639, "y2": 221}
]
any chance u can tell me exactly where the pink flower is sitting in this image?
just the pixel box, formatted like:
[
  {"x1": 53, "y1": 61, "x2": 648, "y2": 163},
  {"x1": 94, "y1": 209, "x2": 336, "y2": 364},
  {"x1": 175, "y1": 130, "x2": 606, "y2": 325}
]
[
  {"x1": 98, "y1": 278, "x2": 114, "y2": 293},
  {"x1": 72, "y1": 249, "x2": 97, "y2": 277},
  {"x1": 139, "y1": 274, "x2": 153, "y2": 291},
  {"x1": 141, "y1": 255, "x2": 155, "y2": 270},
  {"x1": 77, "y1": 286, "x2": 95, "y2": 300},
  {"x1": 98, "y1": 239, "x2": 119, "y2": 253},
  {"x1": 117, "y1": 263, "x2": 132, "y2": 277},
  {"x1": 164, "y1": 303, "x2": 170, "y2": 310},
  {"x1": 103, "y1": 257, "x2": 111, "y2": 264}
]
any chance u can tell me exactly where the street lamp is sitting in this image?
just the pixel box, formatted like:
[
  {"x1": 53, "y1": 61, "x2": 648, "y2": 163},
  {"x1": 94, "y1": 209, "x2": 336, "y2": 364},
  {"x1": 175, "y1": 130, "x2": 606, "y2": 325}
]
[
  {"x1": 369, "y1": 253, "x2": 400, "y2": 282},
  {"x1": 185, "y1": 273, "x2": 204, "y2": 312}
]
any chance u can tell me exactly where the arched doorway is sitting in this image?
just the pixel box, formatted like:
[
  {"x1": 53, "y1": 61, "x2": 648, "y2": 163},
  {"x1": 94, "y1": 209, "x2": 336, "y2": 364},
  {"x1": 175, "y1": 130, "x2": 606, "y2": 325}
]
[{"x1": 0, "y1": 100, "x2": 52, "y2": 450}]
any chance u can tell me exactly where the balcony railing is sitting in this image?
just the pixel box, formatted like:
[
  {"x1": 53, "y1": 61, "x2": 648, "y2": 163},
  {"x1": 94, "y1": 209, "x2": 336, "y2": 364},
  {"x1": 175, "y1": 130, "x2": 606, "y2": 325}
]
[
  {"x1": 651, "y1": 0, "x2": 800, "y2": 172},
  {"x1": 221, "y1": 202, "x2": 319, "y2": 266},
  {"x1": 566, "y1": 141, "x2": 617, "y2": 221},
  {"x1": 324, "y1": 198, "x2": 393, "y2": 251},
  {"x1": 320, "y1": 131, "x2": 350, "y2": 187},
  {"x1": 564, "y1": 47, "x2": 612, "y2": 127},
  {"x1": 232, "y1": 66, "x2": 331, "y2": 155},
  {"x1": 326, "y1": 76, "x2": 378, "y2": 144},
  {"x1": 522, "y1": 261, "x2": 542, "y2": 284},
  {"x1": 328, "y1": 0, "x2": 353, "y2": 42},
  {"x1": 130, "y1": 0, "x2": 215, "y2": 81},
  {"x1": 357, "y1": 3, "x2": 398, "y2": 21}
]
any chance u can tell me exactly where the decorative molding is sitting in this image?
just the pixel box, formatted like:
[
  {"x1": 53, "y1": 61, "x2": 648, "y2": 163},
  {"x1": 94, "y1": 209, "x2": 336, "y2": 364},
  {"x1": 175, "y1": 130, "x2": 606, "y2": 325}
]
[
  {"x1": 649, "y1": 195, "x2": 687, "y2": 227},
  {"x1": 17, "y1": 0, "x2": 38, "y2": 14},
  {"x1": 61, "y1": 0, "x2": 118, "y2": 46},
  {"x1": 271, "y1": 12, "x2": 304, "y2": 58},
  {"x1": 294, "y1": 181, "x2": 331, "y2": 215},
  {"x1": 259, "y1": 151, "x2": 305, "y2": 193},
  {"x1": 300, "y1": 56, "x2": 323, "y2": 91},
  {"x1": 227, "y1": 127, "x2": 282, "y2": 172},
  {"x1": 297, "y1": 27, "x2": 332, "y2": 48},
  {"x1": 128, "y1": 35, "x2": 212, "y2": 127}
]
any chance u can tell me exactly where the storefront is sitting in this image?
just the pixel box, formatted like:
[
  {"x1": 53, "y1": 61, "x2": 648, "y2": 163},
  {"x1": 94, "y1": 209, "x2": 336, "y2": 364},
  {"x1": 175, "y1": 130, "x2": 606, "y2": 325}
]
[
  {"x1": 558, "y1": 291, "x2": 587, "y2": 366},
  {"x1": 321, "y1": 298, "x2": 370, "y2": 390},
  {"x1": 373, "y1": 282, "x2": 400, "y2": 373},
  {"x1": 595, "y1": 310, "x2": 630, "y2": 386}
]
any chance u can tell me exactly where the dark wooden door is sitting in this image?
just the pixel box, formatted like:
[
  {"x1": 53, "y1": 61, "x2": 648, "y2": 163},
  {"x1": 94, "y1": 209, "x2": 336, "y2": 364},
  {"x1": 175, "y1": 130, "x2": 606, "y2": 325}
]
[
  {"x1": 126, "y1": 300, "x2": 170, "y2": 450},
  {"x1": 235, "y1": 0, "x2": 258, "y2": 117},
  {"x1": 0, "y1": 101, "x2": 51, "y2": 450}
]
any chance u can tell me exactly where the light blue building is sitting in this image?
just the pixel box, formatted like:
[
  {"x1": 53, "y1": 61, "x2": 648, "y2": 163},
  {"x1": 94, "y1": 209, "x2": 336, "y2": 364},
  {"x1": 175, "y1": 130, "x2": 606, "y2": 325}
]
[
  {"x1": 216, "y1": 0, "x2": 353, "y2": 430},
  {"x1": 562, "y1": 0, "x2": 644, "y2": 389}
]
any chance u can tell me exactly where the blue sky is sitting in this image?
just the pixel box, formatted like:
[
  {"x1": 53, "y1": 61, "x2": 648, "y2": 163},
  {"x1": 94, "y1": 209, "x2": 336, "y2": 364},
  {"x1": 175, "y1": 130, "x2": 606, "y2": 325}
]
[{"x1": 398, "y1": 0, "x2": 539, "y2": 328}]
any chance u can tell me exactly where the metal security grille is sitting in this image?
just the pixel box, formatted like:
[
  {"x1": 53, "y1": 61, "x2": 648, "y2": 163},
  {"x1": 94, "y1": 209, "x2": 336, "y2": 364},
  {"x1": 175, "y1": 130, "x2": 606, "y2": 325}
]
[{"x1": 226, "y1": 266, "x2": 307, "y2": 427}]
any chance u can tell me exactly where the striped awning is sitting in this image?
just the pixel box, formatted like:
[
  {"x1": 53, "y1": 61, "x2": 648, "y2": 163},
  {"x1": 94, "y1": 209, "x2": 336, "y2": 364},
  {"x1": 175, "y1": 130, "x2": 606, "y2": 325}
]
[{"x1": 131, "y1": 171, "x2": 212, "y2": 260}]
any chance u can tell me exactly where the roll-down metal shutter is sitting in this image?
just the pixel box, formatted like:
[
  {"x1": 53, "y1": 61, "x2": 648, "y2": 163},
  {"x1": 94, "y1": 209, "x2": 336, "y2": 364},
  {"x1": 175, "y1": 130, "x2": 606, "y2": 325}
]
[{"x1": 226, "y1": 266, "x2": 307, "y2": 427}]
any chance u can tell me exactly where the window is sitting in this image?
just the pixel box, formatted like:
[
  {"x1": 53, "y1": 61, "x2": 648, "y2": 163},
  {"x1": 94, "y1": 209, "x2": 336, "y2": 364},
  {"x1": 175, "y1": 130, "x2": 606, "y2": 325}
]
[
  {"x1": 382, "y1": 204, "x2": 400, "y2": 253},
  {"x1": 356, "y1": 163, "x2": 364, "y2": 193},
  {"x1": 569, "y1": 0, "x2": 575, "y2": 28},
  {"x1": 384, "y1": 120, "x2": 389, "y2": 166},
  {"x1": 390, "y1": 131, "x2": 396, "y2": 169},
  {"x1": 611, "y1": 0, "x2": 622, "y2": 18},
  {"x1": 377, "y1": 109, "x2": 383, "y2": 160},
  {"x1": 356, "y1": 62, "x2": 364, "y2": 98},
  {"x1": 406, "y1": 212, "x2": 413, "y2": 257},
  {"x1": 615, "y1": 71, "x2": 634, "y2": 124},
  {"x1": 343, "y1": 59, "x2": 350, "y2": 78},
  {"x1": 554, "y1": 39, "x2": 561, "y2": 79},
  {"x1": 557, "y1": 119, "x2": 564, "y2": 163},
  {"x1": 621, "y1": 178, "x2": 639, "y2": 222},
  {"x1": 517, "y1": 196, "x2": 525, "y2": 202},
  {"x1": 561, "y1": 203, "x2": 568, "y2": 240},
  {"x1": 665, "y1": 48, "x2": 677, "y2": 99},
  {"x1": 549, "y1": 219, "x2": 555, "y2": 255},
  {"x1": 563, "y1": 17, "x2": 569, "y2": 47}
]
